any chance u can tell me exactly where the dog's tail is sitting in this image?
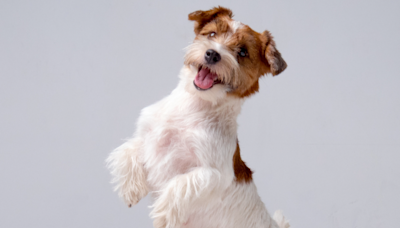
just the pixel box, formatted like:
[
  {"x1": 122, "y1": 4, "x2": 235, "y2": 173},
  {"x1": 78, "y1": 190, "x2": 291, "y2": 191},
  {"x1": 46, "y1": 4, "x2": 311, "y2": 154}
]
[{"x1": 273, "y1": 210, "x2": 290, "y2": 228}]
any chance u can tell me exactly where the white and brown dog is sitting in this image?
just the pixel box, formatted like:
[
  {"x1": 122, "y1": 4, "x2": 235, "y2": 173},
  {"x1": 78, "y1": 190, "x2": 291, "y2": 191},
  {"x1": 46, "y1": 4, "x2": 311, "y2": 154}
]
[{"x1": 107, "y1": 6, "x2": 289, "y2": 228}]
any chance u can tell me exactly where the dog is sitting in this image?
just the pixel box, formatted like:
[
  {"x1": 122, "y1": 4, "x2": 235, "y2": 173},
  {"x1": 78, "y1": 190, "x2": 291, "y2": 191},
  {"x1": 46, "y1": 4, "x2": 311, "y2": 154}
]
[{"x1": 107, "y1": 6, "x2": 289, "y2": 228}]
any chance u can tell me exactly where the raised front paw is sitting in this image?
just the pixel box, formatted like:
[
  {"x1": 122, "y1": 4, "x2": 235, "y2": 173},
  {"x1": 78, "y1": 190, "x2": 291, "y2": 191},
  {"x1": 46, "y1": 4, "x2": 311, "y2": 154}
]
[
  {"x1": 151, "y1": 188, "x2": 187, "y2": 228},
  {"x1": 107, "y1": 140, "x2": 149, "y2": 208},
  {"x1": 152, "y1": 205, "x2": 184, "y2": 228},
  {"x1": 120, "y1": 183, "x2": 148, "y2": 207},
  {"x1": 153, "y1": 215, "x2": 168, "y2": 228}
]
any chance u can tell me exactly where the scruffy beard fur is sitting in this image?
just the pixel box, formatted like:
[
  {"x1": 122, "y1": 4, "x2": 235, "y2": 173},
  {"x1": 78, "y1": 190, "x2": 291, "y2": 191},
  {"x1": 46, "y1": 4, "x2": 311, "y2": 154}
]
[
  {"x1": 184, "y1": 36, "x2": 240, "y2": 89},
  {"x1": 107, "y1": 6, "x2": 290, "y2": 228}
]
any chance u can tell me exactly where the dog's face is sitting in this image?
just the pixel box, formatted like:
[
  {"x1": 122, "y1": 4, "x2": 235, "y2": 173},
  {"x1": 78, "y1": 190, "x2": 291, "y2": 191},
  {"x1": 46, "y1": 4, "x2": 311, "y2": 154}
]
[{"x1": 184, "y1": 7, "x2": 287, "y2": 99}]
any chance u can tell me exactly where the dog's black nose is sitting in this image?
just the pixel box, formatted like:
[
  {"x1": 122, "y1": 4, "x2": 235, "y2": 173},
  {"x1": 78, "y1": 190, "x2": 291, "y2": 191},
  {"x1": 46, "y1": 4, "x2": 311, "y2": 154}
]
[{"x1": 205, "y1": 49, "x2": 221, "y2": 64}]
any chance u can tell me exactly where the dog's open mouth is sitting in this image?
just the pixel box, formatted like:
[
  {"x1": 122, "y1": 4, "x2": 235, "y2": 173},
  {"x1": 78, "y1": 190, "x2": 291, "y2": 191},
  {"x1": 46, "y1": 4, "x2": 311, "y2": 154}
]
[{"x1": 193, "y1": 66, "x2": 222, "y2": 91}]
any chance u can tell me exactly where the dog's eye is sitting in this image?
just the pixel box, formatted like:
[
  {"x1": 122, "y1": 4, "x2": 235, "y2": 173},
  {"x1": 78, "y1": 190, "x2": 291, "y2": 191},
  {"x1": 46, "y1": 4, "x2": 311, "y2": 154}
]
[
  {"x1": 209, "y1": 32, "x2": 216, "y2": 38},
  {"x1": 239, "y1": 48, "x2": 248, "y2": 57}
]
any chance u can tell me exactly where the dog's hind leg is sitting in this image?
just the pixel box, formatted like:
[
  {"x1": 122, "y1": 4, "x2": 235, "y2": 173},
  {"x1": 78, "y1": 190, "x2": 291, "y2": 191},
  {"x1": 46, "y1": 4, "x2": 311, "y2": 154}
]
[{"x1": 107, "y1": 138, "x2": 148, "y2": 207}]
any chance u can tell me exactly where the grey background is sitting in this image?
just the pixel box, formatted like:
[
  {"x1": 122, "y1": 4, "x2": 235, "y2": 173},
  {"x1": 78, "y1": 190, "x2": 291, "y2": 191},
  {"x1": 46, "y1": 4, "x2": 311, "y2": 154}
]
[{"x1": 1, "y1": 0, "x2": 399, "y2": 227}]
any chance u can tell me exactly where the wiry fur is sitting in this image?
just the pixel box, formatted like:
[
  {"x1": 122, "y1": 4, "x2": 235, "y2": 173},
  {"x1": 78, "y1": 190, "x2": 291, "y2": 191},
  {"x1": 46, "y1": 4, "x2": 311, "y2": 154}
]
[
  {"x1": 107, "y1": 6, "x2": 289, "y2": 228},
  {"x1": 185, "y1": 36, "x2": 240, "y2": 87}
]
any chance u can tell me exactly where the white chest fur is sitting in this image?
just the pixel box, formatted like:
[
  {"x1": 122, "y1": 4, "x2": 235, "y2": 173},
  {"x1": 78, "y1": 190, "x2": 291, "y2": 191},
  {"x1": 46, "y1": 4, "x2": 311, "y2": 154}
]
[{"x1": 138, "y1": 86, "x2": 242, "y2": 192}]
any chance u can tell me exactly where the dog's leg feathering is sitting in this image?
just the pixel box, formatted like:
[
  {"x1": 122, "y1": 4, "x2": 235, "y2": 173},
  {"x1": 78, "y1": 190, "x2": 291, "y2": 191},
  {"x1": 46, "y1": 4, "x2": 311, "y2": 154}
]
[{"x1": 106, "y1": 138, "x2": 148, "y2": 207}]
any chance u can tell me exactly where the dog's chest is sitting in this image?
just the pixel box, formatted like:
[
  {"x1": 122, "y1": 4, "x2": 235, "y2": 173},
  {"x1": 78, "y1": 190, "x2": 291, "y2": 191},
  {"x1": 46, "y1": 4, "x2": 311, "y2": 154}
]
[
  {"x1": 143, "y1": 115, "x2": 199, "y2": 188},
  {"x1": 143, "y1": 109, "x2": 236, "y2": 191},
  {"x1": 154, "y1": 118, "x2": 199, "y2": 166}
]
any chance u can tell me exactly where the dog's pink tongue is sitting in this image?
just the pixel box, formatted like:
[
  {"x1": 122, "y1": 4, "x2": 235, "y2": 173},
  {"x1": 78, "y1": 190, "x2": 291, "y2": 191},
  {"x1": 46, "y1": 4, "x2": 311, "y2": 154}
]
[{"x1": 194, "y1": 68, "x2": 217, "y2": 90}]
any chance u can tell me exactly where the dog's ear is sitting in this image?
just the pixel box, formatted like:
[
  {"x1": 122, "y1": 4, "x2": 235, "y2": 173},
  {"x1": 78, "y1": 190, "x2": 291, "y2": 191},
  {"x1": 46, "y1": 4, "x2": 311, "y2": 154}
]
[
  {"x1": 261, "y1": 30, "x2": 287, "y2": 76},
  {"x1": 188, "y1": 6, "x2": 233, "y2": 35}
]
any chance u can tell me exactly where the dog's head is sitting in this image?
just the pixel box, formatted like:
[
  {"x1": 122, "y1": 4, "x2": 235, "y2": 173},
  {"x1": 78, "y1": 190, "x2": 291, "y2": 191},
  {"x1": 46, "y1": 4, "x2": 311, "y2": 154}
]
[{"x1": 184, "y1": 6, "x2": 287, "y2": 101}]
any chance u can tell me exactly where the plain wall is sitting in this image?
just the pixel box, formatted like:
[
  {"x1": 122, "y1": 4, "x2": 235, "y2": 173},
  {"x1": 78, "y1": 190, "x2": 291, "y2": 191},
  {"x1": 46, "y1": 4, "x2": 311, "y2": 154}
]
[{"x1": 1, "y1": 0, "x2": 399, "y2": 227}]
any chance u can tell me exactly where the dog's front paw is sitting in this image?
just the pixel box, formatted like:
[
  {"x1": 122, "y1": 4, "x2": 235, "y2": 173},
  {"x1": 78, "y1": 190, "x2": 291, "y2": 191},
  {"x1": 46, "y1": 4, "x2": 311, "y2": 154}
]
[
  {"x1": 153, "y1": 215, "x2": 168, "y2": 228},
  {"x1": 151, "y1": 188, "x2": 187, "y2": 228},
  {"x1": 107, "y1": 140, "x2": 149, "y2": 208},
  {"x1": 120, "y1": 185, "x2": 147, "y2": 207},
  {"x1": 119, "y1": 174, "x2": 149, "y2": 207},
  {"x1": 152, "y1": 206, "x2": 184, "y2": 228}
]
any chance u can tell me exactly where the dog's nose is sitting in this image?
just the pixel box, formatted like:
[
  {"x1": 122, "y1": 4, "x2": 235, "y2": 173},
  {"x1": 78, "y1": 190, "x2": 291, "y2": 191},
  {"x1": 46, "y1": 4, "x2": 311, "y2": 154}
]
[{"x1": 205, "y1": 49, "x2": 221, "y2": 64}]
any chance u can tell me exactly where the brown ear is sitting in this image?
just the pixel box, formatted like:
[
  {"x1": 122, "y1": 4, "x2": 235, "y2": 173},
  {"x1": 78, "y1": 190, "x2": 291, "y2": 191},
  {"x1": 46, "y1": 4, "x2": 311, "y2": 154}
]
[
  {"x1": 188, "y1": 6, "x2": 233, "y2": 35},
  {"x1": 262, "y1": 31, "x2": 287, "y2": 76}
]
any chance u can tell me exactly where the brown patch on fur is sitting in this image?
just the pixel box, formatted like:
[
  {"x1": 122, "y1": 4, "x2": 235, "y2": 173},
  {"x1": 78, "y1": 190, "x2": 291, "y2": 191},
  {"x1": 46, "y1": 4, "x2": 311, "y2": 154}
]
[
  {"x1": 188, "y1": 6, "x2": 233, "y2": 35},
  {"x1": 228, "y1": 26, "x2": 287, "y2": 98},
  {"x1": 233, "y1": 141, "x2": 253, "y2": 183},
  {"x1": 229, "y1": 26, "x2": 270, "y2": 98},
  {"x1": 239, "y1": 80, "x2": 259, "y2": 98},
  {"x1": 198, "y1": 17, "x2": 231, "y2": 36}
]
